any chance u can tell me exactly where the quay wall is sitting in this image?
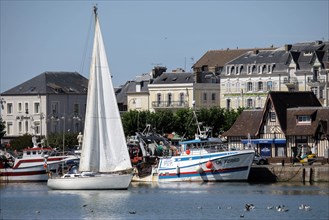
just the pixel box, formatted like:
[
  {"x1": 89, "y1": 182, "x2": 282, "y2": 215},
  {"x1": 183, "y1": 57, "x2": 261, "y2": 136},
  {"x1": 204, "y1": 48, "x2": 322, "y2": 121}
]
[{"x1": 248, "y1": 164, "x2": 329, "y2": 183}]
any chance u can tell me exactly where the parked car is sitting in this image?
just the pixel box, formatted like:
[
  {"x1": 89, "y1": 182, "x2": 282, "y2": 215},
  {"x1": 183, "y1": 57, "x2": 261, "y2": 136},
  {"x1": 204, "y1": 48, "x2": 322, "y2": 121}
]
[{"x1": 253, "y1": 154, "x2": 268, "y2": 165}]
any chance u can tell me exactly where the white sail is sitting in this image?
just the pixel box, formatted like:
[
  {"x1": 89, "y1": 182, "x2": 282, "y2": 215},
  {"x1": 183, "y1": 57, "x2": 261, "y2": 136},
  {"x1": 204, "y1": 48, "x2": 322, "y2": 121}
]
[{"x1": 79, "y1": 14, "x2": 132, "y2": 173}]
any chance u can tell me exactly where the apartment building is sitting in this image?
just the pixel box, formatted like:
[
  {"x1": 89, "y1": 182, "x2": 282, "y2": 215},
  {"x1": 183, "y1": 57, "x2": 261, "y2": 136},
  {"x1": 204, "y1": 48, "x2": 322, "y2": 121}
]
[
  {"x1": 221, "y1": 41, "x2": 329, "y2": 110},
  {"x1": 147, "y1": 68, "x2": 220, "y2": 111},
  {"x1": 1, "y1": 71, "x2": 88, "y2": 143}
]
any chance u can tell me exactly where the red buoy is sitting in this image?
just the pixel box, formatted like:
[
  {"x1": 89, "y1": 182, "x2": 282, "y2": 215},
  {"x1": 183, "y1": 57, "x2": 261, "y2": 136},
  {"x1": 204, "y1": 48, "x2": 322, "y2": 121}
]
[
  {"x1": 186, "y1": 149, "x2": 190, "y2": 155},
  {"x1": 206, "y1": 160, "x2": 213, "y2": 169}
]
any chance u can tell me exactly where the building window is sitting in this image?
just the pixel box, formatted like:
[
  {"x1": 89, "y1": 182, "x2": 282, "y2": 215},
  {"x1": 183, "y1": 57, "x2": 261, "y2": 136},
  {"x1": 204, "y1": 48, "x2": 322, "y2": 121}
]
[
  {"x1": 252, "y1": 65, "x2": 256, "y2": 73},
  {"x1": 25, "y1": 102, "x2": 29, "y2": 114},
  {"x1": 297, "y1": 115, "x2": 311, "y2": 124},
  {"x1": 236, "y1": 82, "x2": 240, "y2": 92},
  {"x1": 18, "y1": 102, "x2": 22, "y2": 113},
  {"x1": 267, "y1": 81, "x2": 273, "y2": 91},
  {"x1": 7, "y1": 103, "x2": 13, "y2": 115},
  {"x1": 34, "y1": 121, "x2": 40, "y2": 135},
  {"x1": 7, "y1": 122, "x2": 13, "y2": 135},
  {"x1": 227, "y1": 82, "x2": 231, "y2": 92},
  {"x1": 167, "y1": 93, "x2": 172, "y2": 106},
  {"x1": 73, "y1": 103, "x2": 79, "y2": 114},
  {"x1": 18, "y1": 121, "x2": 22, "y2": 134},
  {"x1": 247, "y1": 65, "x2": 251, "y2": 74},
  {"x1": 157, "y1": 93, "x2": 162, "y2": 106},
  {"x1": 51, "y1": 102, "x2": 59, "y2": 114},
  {"x1": 247, "y1": 82, "x2": 253, "y2": 92},
  {"x1": 312, "y1": 67, "x2": 319, "y2": 81},
  {"x1": 203, "y1": 93, "x2": 207, "y2": 103},
  {"x1": 270, "y1": 111, "x2": 276, "y2": 122},
  {"x1": 34, "y1": 102, "x2": 40, "y2": 114},
  {"x1": 258, "y1": 81, "x2": 263, "y2": 91},
  {"x1": 226, "y1": 99, "x2": 231, "y2": 110},
  {"x1": 239, "y1": 66, "x2": 243, "y2": 74},
  {"x1": 247, "y1": 98, "x2": 253, "y2": 108},
  {"x1": 25, "y1": 121, "x2": 29, "y2": 133},
  {"x1": 179, "y1": 93, "x2": 185, "y2": 106},
  {"x1": 211, "y1": 93, "x2": 216, "y2": 103},
  {"x1": 230, "y1": 66, "x2": 234, "y2": 74}
]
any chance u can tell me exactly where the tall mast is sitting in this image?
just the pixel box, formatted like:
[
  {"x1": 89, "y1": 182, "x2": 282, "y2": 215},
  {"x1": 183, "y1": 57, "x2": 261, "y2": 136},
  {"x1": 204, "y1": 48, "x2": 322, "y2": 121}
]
[{"x1": 93, "y1": 5, "x2": 98, "y2": 21}]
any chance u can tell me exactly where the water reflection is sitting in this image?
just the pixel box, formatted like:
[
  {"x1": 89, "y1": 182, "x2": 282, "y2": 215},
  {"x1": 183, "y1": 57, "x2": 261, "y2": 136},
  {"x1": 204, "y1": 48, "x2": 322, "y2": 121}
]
[{"x1": 1, "y1": 182, "x2": 328, "y2": 220}]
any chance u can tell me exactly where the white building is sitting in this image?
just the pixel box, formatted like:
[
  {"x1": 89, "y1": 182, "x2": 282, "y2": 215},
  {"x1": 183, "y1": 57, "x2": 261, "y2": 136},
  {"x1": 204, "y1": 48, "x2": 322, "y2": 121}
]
[
  {"x1": 1, "y1": 71, "x2": 88, "y2": 144},
  {"x1": 221, "y1": 41, "x2": 329, "y2": 109}
]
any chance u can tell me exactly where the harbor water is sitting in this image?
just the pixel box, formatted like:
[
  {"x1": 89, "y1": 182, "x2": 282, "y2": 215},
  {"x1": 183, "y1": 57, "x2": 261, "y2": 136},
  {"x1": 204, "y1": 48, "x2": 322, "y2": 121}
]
[{"x1": 1, "y1": 182, "x2": 328, "y2": 220}]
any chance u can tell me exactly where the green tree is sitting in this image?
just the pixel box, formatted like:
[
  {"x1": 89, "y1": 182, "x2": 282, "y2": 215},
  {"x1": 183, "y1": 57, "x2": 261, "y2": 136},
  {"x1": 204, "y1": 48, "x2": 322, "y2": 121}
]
[
  {"x1": 46, "y1": 132, "x2": 78, "y2": 151},
  {"x1": 121, "y1": 107, "x2": 244, "y2": 139},
  {"x1": 9, "y1": 134, "x2": 33, "y2": 151},
  {"x1": 173, "y1": 109, "x2": 195, "y2": 139}
]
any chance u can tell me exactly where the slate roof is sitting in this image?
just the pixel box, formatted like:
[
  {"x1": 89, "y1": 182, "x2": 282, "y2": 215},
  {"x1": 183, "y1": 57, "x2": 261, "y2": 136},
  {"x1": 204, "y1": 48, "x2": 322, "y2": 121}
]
[
  {"x1": 260, "y1": 91, "x2": 322, "y2": 134},
  {"x1": 152, "y1": 72, "x2": 194, "y2": 85},
  {"x1": 286, "y1": 107, "x2": 329, "y2": 136},
  {"x1": 225, "y1": 41, "x2": 329, "y2": 76},
  {"x1": 222, "y1": 109, "x2": 263, "y2": 137},
  {"x1": 115, "y1": 80, "x2": 150, "y2": 105},
  {"x1": 2, "y1": 71, "x2": 88, "y2": 95}
]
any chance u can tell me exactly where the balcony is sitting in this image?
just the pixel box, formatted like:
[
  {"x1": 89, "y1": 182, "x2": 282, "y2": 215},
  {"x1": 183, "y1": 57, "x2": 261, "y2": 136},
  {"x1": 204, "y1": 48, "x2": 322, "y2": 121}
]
[
  {"x1": 283, "y1": 77, "x2": 298, "y2": 89},
  {"x1": 152, "y1": 101, "x2": 188, "y2": 109},
  {"x1": 307, "y1": 77, "x2": 326, "y2": 87}
]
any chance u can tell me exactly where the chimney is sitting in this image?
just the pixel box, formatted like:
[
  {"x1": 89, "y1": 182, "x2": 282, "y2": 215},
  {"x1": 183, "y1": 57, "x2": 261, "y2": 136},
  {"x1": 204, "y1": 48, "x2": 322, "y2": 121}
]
[
  {"x1": 253, "y1": 49, "x2": 259, "y2": 55},
  {"x1": 285, "y1": 44, "x2": 292, "y2": 51},
  {"x1": 152, "y1": 66, "x2": 167, "y2": 78}
]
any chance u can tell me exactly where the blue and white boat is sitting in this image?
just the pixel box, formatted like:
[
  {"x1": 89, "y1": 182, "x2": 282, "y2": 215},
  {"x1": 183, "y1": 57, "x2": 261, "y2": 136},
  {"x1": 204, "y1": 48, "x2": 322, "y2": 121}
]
[
  {"x1": 156, "y1": 139, "x2": 254, "y2": 182},
  {"x1": 132, "y1": 113, "x2": 255, "y2": 182}
]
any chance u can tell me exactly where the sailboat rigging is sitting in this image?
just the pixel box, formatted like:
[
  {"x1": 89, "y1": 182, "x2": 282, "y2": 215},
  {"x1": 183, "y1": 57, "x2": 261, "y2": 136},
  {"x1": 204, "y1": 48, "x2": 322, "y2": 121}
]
[{"x1": 47, "y1": 6, "x2": 133, "y2": 190}]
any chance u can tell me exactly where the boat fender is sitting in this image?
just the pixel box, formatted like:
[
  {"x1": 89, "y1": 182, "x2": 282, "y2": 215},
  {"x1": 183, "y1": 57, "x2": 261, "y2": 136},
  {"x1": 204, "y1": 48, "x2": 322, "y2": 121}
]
[
  {"x1": 196, "y1": 165, "x2": 203, "y2": 173},
  {"x1": 186, "y1": 149, "x2": 190, "y2": 155},
  {"x1": 206, "y1": 161, "x2": 213, "y2": 169}
]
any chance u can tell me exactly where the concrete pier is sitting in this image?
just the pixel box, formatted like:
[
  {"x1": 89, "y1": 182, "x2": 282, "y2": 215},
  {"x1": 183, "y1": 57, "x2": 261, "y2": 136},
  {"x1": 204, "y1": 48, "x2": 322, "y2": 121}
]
[{"x1": 248, "y1": 164, "x2": 329, "y2": 183}]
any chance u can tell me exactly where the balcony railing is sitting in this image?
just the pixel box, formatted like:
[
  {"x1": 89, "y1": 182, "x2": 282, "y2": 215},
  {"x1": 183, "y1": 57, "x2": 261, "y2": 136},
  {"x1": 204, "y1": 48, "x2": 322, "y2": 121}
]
[
  {"x1": 307, "y1": 77, "x2": 326, "y2": 86},
  {"x1": 152, "y1": 101, "x2": 188, "y2": 108},
  {"x1": 282, "y1": 77, "x2": 298, "y2": 84}
]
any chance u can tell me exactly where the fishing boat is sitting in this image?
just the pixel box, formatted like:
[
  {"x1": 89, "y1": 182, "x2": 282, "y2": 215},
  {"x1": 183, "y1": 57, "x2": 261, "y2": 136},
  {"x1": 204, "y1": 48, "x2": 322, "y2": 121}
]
[
  {"x1": 47, "y1": 6, "x2": 133, "y2": 190},
  {"x1": 132, "y1": 112, "x2": 255, "y2": 182},
  {"x1": 0, "y1": 147, "x2": 78, "y2": 182}
]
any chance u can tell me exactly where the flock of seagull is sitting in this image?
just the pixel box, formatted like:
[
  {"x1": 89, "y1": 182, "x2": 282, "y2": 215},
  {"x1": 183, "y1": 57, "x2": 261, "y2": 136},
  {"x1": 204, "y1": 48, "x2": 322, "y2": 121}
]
[
  {"x1": 34, "y1": 202, "x2": 313, "y2": 216},
  {"x1": 193, "y1": 203, "x2": 312, "y2": 218}
]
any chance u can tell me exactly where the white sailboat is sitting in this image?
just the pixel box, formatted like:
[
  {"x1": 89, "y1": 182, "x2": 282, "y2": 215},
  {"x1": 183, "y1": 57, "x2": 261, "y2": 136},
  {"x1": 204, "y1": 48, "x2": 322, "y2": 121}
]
[{"x1": 47, "y1": 7, "x2": 133, "y2": 190}]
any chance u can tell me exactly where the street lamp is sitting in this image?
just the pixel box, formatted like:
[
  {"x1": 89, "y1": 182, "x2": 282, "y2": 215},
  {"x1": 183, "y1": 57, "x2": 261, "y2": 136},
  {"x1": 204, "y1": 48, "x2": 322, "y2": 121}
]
[{"x1": 61, "y1": 116, "x2": 65, "y2": 156}]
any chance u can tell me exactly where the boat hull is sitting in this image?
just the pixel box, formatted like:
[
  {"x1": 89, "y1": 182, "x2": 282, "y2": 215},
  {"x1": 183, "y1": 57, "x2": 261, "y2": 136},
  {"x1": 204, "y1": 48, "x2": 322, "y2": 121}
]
[
  {"x1": 47, "y1": 173, "x2": 133, "y2": 190},
  {"x1": 0, "y1": 166, "x2": 49, "y2": 182},
  {"x1": 0, "y1": 157, "x2": 79, "y2": 183},
  {"x1": 133, "y1": 150, "x2": 255, "y2": 182}
]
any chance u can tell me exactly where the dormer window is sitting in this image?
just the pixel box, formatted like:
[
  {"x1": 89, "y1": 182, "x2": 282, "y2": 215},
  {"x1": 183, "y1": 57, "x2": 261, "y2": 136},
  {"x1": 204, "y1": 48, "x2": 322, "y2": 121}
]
[
  {"x1": 297, "y1": 115, "x2": 311, "y2": 124},
  {"x1": 247, "y1": 65, "x2": 251, "y2": 74}
]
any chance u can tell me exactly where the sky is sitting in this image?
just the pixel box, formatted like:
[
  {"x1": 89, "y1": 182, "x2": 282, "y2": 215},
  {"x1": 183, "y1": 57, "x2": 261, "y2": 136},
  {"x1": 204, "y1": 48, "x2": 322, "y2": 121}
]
[{"x1": 1, "y1": 0, "x2": 328, "y2": 93}]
